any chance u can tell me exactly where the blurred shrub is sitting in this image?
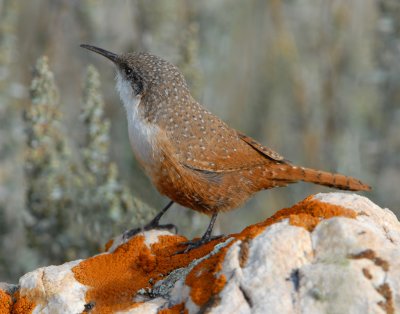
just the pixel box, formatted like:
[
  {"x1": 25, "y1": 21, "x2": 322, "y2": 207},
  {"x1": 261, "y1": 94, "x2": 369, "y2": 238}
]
[
  {"x1": 0, "y1": 0, "x2": 26, "y2": 281},
  {"x1": 23, "y1": 56, "x2": 154, "y2": 264}
]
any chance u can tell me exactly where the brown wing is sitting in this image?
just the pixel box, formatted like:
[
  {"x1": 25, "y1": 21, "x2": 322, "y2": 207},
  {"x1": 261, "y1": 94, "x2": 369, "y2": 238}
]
[
  {"x1": 161, "y1": 101, "x2": 286, "y2": 172},
  {"x1": 237, "y1": 132, "x2": 286, "y2": 162}
]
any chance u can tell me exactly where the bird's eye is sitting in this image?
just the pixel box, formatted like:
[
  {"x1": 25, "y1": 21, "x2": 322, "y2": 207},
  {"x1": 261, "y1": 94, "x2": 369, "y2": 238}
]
[{"x1": 125, "y1": 68, "x2": 132, "y2": 76}]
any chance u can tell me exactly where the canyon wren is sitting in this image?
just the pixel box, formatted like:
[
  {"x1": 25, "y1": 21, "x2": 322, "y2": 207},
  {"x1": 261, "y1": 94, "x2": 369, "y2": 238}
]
[{"x1": 81, "y1": 44, "x2": 371, "y2": 251}]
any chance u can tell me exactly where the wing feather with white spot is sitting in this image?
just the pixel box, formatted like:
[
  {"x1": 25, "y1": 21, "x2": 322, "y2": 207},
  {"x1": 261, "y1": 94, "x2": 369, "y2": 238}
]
[{"x1": 161, "y1": 102, "x2": 286, "y2": 172}]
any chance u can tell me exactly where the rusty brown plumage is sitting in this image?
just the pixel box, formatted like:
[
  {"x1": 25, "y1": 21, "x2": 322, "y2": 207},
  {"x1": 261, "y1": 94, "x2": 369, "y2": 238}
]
[{"x1": 152, "y1": 126, "x2": 370, "y2": 215}]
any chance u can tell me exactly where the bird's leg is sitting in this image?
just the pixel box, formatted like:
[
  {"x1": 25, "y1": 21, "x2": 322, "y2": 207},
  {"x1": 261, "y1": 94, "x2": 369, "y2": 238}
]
[
  {"x1": 146, "y1": 200, "x2": 174, "y2": 228},
  {"x1": 123, "y1": 201, "x2": 176, "y2": 239},
  {"x1": 176, "y1": 212, "x2": 222, "y2": 254}
]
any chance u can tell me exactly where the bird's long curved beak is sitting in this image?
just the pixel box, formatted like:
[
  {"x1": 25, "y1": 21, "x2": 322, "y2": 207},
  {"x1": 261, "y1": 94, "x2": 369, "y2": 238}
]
[{"x1": 80, "y1": 44, "x2": 119, "y2": 63}]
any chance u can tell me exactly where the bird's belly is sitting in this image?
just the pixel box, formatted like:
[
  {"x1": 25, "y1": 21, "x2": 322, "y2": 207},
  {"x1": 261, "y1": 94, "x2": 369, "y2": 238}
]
[
  {"x1": 127, "y1": 115, "x2": 161, "y2": 175},
  {"x1": 153, "y1": 161, "x2": 257, "y2": 214}
]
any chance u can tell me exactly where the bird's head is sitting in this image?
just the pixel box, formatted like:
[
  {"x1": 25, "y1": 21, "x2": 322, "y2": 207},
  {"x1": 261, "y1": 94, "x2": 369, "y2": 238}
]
[{"x1": 80, "y1": 44, "x2": 188, "y2": 112}]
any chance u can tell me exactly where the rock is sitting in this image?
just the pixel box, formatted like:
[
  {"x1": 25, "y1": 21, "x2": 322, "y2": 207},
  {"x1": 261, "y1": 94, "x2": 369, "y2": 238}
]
[{"x1": 1, "y1": 192, "x2": 399, "y2": 314}]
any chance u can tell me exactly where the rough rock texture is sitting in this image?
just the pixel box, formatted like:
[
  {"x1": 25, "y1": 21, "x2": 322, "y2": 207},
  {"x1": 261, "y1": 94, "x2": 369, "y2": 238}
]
[{"x1": 1, "y1": 192, "x2": 399, "y2": 314}]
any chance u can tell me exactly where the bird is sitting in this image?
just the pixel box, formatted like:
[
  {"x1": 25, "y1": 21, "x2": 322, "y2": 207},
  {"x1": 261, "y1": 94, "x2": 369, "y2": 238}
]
[{"x1": 81, "y1": 44, "x2": 371, "y2": 252}]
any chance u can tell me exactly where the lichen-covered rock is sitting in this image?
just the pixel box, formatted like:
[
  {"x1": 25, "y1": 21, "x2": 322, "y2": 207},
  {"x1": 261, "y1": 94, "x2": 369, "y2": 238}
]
[{"x1": 1, "y1": 192, "x2": 399, "y2": 314}]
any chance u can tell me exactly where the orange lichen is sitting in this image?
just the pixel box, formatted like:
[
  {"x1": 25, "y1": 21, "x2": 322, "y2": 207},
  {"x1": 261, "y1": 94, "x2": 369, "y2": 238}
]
[
  {"x1": 72, "y1": 195, "x2": 357, "y2": 311},
  {"x1": 11, "y1": 291, "x2": 35, "y2": 314},
  {"x1": 72, "y1": 233, "x2": 224, "y2": 313},
  {"x1": 362, "y1": 268, "x2": 373, "y2": 280},
  {"x1": 289, "y1": 213, "x2": 320, "y2": 231},
  {"x1": 284, "y1": 196, "x2": 357, "y2": 231},
  {"x1": 239, "y1": 238, "x2": 250, "y2": 268},
  {"x1": 0, "y1": 290, "x2": 12, "y2": 314},
  {"x1": 238, "y1": 195, "x2": 356, "y2": 238},
  {"x1": 377, "y1": 283, "x2": 394, "y2": 314},
  {"x1": 349, "y1": 249, "x2": 389, "y2": 272},
  {"x1": 185, "y1": 247, "x2": 228, "y2": 306},
  {"x1": 104, "y1": 239, "x2": 114, "y2": 252},
  {"x1": 159, "y1": 302, "x2": 188, "y2": 314}
]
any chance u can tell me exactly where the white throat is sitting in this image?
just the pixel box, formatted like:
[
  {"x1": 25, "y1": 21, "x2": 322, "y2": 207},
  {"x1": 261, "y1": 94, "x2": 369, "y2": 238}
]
[{"x1": 115, "y1": 71, "x2": 159, "y2": 168}]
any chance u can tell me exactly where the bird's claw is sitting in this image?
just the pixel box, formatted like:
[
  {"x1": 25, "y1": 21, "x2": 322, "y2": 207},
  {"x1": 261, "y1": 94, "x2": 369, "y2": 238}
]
[{"x1": 174, "y1": 234, "x2": 224, "y2": 255}]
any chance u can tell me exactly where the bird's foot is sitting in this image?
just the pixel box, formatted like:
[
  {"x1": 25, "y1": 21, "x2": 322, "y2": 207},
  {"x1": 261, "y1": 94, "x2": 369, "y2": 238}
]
[
  {"x1": 123, "y1": 221, "x2": 178, "y2": 240},
  {"x1": 175, "y1": 234, "x2": 224, "y2": 255}
]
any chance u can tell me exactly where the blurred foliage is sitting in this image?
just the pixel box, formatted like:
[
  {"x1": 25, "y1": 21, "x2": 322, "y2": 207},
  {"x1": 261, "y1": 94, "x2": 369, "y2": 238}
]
[
  {"x1": 24, "y1": 56, "x2": 73, "y2": 262},
  {"x1": 0, "y1": 0, "x2": 399, "y2": 282},
  {"x1": 0, "y1": 0, "x2": 27, "y2": 281},
  {"x1": 23, "y1": 57, "x2": 153, "y2": 267}
]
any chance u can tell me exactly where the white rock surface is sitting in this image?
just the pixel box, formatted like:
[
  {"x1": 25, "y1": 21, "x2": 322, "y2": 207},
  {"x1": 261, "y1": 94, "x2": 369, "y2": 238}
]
[
  {"x1": 1, "y1": 193, "x2": 399, "y2": 314},
  {"x1": 208, "y1": 193, "x2": 400, "y2": 314},
  {"x1": 19, "y1": 260, "x2": 87, "y2": 314}
]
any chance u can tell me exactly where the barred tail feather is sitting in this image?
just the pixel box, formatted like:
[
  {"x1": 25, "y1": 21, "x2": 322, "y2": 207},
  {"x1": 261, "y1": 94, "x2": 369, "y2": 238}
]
[{"x1": 272, "y1": 165, "x2": 371, "y2": 191}]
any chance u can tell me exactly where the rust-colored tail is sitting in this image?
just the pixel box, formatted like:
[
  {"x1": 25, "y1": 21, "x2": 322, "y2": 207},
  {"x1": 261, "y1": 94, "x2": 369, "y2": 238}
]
[{"x1": 271, "y1": 165, "x2": 371, "y2": 191}]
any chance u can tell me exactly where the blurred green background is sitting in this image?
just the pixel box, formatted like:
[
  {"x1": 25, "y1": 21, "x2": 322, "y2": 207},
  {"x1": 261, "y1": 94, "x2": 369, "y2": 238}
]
[{"x1": 0, "y1": 0, "x2": 399, "y2": 282}]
